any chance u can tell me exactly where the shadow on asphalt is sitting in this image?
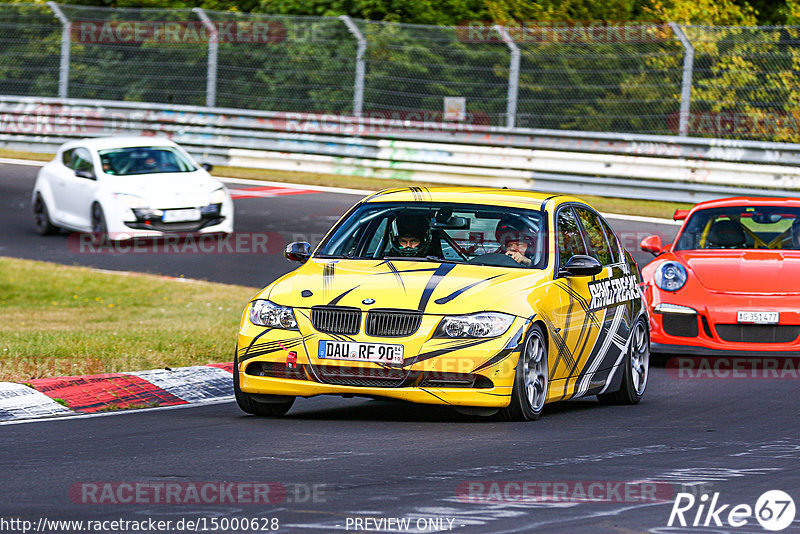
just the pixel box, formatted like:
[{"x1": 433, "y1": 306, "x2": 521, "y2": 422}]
[{"x1": 234, "y1": 396, "x2": 607, "y2": 424}]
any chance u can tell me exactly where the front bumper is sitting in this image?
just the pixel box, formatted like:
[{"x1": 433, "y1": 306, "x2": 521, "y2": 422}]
[{"x1": 236, "y1": 316, "x2": 524, "y2": 408}]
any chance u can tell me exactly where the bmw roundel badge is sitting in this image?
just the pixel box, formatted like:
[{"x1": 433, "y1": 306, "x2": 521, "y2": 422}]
[{"x1": 362, "y1": 298, "x2": 376, "y2": 305}]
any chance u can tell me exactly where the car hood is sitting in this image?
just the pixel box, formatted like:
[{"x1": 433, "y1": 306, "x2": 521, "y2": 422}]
[
  {"x1": 675, "y1": 250, "x2": 800, "y2": 293},
  {"x1": 104, "y1": 171, "x2": 222, "y2": 207},
  {"x1": 265, "y1": 259, "x2": 550, "y2": 316}
]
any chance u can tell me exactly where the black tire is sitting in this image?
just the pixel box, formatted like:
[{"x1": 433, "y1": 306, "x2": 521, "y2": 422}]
[
  {"x1": 91, "y1": 203, "x2": 109, "y2": 247},
  {"x1": 500, "y1": 324, "x2": 549, "y2": 421},
  {"x1": 598, "y1": 318, "x2": 649, "y2": 405},
  {"x1": 33, "y1": 194, "x2": 59, "y2": 235},
  {"x1": 233, "y1": 353, "x2": 295, "y2": 417}
]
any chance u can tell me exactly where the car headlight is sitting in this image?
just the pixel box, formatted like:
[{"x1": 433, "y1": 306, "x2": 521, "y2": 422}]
[
  {"x1": 209, "y1": 187, "x2": 227, "y2": 205},
  {"x1": 249, "y1": 300, "x2": 298, "y2": 330},
  {"x1": 654, "y1": 261, "x2": 687, "y2": 292},
  {"x1": 114, "y1": 193, "x2": 148, "y2": 209},
  {"x1": 434, "y1": 312, "x2": 515, "y2": 338}
]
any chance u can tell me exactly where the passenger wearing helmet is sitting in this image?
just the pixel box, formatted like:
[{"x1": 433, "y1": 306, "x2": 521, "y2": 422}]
[
  {"x1": 389, "y1": 213, "x2": 431, "y2": 257},
  {"x1": 495, "y1": 215, "x2": 536, "y2": 267}
]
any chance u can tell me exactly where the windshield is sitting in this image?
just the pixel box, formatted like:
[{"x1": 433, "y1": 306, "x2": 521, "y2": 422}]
[
  {"x1": 675, "y1": 206, "x2": 800, "y2": 251},
  {"x1": 98, "y1": 147, "x2": 197, "y2": 176},
  {"x1": 316, "y1": 202, "x2": 548, "y2": 269}
]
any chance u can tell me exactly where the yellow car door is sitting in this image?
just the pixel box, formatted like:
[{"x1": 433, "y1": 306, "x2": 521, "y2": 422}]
[{"x1": 548, "y1": 205, "x2": 610, "y2": 400}]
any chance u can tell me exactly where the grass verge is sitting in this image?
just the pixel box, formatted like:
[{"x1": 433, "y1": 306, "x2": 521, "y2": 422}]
[
  {"x1": 0, "y1": 148, "x2": 690, "y2": 219},
  {"x1": 0, "y1": 256, "x2": 257, "y2": 381}
]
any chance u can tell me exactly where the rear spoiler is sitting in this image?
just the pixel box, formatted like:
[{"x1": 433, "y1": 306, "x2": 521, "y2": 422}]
[{"x1": 673, "y1": 209, "x2": 690, "y2": 221}]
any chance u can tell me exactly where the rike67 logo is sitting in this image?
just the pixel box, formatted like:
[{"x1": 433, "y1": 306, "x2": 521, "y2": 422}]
[{"x1": 668, "y1": 490, "x2": 796, "y2": 531}]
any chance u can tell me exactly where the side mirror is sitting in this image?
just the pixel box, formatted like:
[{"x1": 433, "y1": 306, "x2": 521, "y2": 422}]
[
  {"x1": 559, "y1": 255, "x2": 603, "y2": 277},
  {"x1": 200, "y1": 163, "x2": 213, "y2": 172},
  {"x1": 75, "y1": 169, "x2": 96, "y2": 180},
  {"x1": 284, "y1": 242, "x2": 311, "y2": 263},
  {"x1": 640, "y1": 235, "x2": 664, "y2": 256}
]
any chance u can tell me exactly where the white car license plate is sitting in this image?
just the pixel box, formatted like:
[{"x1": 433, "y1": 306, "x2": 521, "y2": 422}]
[
  {"x1": 162, "y1": 208, "x2": 201, "y2": 223},
  {"x1": 318, "y1": 340, "x2": 404, "y2": 364},
  {"x1": 737, "y1": 311, "x2": 779, "y2": 324}
]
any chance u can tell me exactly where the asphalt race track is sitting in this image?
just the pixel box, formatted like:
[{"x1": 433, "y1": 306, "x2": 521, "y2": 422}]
[{"x1": 2, "y1": 161, "x2": 799, "y2": 533}]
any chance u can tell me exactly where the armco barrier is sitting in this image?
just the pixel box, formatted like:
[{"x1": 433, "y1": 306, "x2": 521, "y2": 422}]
[{"x1": 2, "y1": 95, "x2": 800, "y2": 203}]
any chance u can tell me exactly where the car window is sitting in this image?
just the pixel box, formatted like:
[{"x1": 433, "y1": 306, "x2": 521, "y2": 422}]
[
  {"x1": 557, "y1": 208, "x2": 588, "y2": 267},
  {"x1": 71, "y1": 148, "x2": 94, "y2": 173},
  {"x1": 317, "y1": 202, "x2": 547, "y2": 269},
  {"x1": 61, "y1": 149, "x2": 74, "y2": 168},
  {"x1": 97, "y1": 147, "x2": 197, "y2": 176},
  {"x1": 574, "y1": 207, "x2": 613, "y2": 265},
  {"x1": 363, "y1": 218, "x2": 389, "y2": 257},
  {"x1": 675, "y1": 206, "x2": 800, "y2": 250},
  {"x1": 598, "y1": 217, "x2": 622, "y2": 263}
]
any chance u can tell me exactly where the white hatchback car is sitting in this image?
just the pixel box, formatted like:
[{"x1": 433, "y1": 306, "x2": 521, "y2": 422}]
[{"x1": 32, "y1": 137, "x2": 234, "y2": 240}]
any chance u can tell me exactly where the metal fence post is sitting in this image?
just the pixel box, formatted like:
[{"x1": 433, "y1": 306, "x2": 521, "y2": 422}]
[
  {"x1": 47, "y1": 2, "x2": 70, "y2": 99},
  {"x1": 340, "y1": 15, "x2": 366, "y2": 117},
  {"x1": 494, "y1": 25, "x2": 520, "y2": 129},
  {"x1": 193, "y1": 8, "x2": 218, "y2": 108},
  {"x1": 669, "y1": 22, "x2": 694, "y2": 137}
]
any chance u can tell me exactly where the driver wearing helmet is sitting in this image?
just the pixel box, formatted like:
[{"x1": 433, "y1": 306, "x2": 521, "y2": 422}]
[
  {"x1": 495, "y1": 215, "x2": 536, "y2": 267},
  {"x1": 389, "y1": 212, "x2": 432, "y2": 258}
]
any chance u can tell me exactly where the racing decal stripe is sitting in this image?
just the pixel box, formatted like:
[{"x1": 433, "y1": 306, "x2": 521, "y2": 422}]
[
  {"x1": 239, "y1": 327, "x2": 274, "y2": 359},
  {"x1": 404, "y1": 337, "x2": 493, "y2": 366},
  {"x1": 385, "y1": 261, "x2": 406, "y2": 292},
  {"x1": 596, "y1": 313, "x2": 642, "y2": 395},
  {"x1": 563, "y1": 305, "x2": 604, "y2": 394},
  {"x1": 434, "y1": 274, "x2": 505, "y2": 305},
  {"x1": 417, "y1": 263, "x2": 457, "y2": 311},
  {"x1": 471, "y1": 324, "x2": 526, "y2": 372},
  {"x1": 370, "y1": 265, "x2": 439, "y2": 274},
  {"x1": 536, "y1": 312, "x2": 573, "y2": 383},
  {"x1": 327, "y1": 286, "x2": 359, "y2": 306},
  {"x1": 419, "y1": 389, "x2": 450, "y2": 404},
  {"x1": 551, "y1": 286, "x2": 578, "y2": 381},
  {"x1": 322, "y1": 262, "x2": 335, "y2": 298},
  {"x1": 471, "y1": 347, "x2": 515, "y2": 373},
  {"x1": 557, "y1": 281, "x2": 601, "y2": 328},
  {"x1": 241, "y1": 335, "x2": 316, "y2": 362},
  {"x1": 573, "y1": 305, "x2": 624, "y2": 398}
]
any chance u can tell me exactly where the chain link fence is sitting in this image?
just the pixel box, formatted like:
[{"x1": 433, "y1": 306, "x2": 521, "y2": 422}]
[{"x1": 2, "y1": 3, "x2": 800, "y2": 141}]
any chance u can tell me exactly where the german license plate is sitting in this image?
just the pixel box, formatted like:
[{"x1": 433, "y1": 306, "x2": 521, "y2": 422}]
[
  {"x1": 318, "y1": 340, "x2": 404, "y2": 364},
  {"x1": 162, "y1": 208, "x2": 201, "y2": 222},
  {"x1": 737, "y1": 311, "x2": 779, "y2": 324}
]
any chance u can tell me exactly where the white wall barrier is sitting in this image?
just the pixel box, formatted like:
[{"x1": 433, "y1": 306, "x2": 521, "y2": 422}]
[{"x1": 3, "y1": 95, "x2": 800, "y2": 203}]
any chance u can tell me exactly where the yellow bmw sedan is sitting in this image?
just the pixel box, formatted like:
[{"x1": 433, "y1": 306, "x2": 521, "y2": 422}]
[{"x1": 234, "y1": 187, "x2": 649, "y2": 421}]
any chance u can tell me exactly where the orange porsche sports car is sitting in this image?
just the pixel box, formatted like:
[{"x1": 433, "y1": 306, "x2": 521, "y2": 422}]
[{"x1": 640, "y1": 197, "x2": 800, "y2": 355}]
